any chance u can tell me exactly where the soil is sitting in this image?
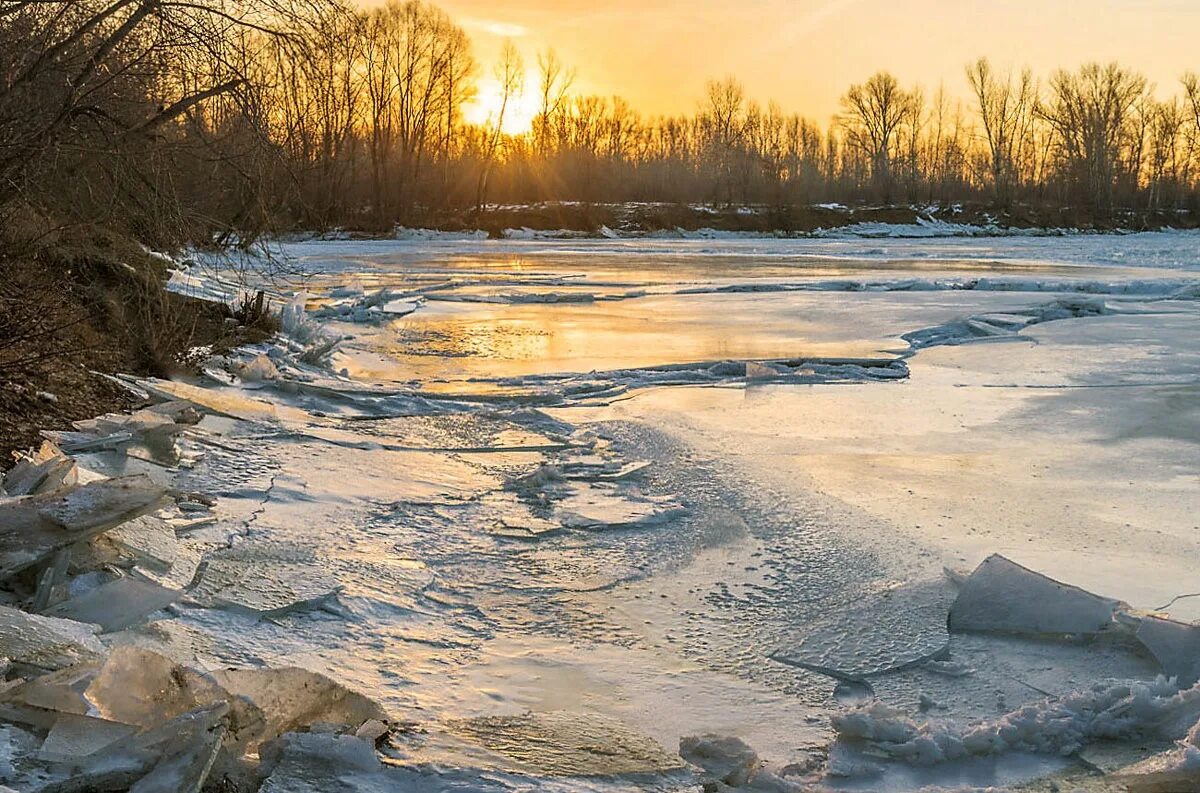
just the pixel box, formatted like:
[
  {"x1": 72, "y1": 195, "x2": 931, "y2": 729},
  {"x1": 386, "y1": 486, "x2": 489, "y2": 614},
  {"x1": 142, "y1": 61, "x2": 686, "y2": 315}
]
[
  {"x1": 350, "y1": 201, "x2": 1200, "y2": 237},
  {"x1": 0, "y1": 248, "x2": 259, "y2": 468}
]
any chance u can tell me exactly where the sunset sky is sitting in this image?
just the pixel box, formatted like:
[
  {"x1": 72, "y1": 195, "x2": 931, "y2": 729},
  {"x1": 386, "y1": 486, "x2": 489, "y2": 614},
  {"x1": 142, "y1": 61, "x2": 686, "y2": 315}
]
[{"x1": 431, "y1": 0, "x2": 1200, "y2": 128}]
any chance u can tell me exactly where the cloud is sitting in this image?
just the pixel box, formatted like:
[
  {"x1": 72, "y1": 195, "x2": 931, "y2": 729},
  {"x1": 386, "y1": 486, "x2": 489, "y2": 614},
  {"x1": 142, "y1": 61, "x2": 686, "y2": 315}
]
[{"x1": 460, "y1": 17, "x2": 528, "y2": 38}]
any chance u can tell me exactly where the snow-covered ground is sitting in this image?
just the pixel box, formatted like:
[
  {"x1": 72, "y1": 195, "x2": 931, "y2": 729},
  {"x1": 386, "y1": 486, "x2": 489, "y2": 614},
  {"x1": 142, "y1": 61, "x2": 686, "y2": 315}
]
[{"x1": 154, "y1": 230, "x2": 1200, "y2": 790}]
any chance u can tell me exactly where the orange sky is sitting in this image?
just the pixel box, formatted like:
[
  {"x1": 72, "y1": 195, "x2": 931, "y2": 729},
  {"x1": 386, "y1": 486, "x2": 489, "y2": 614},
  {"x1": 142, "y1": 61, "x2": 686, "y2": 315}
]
[{"x1": 426, "y1": 0, "x2": 1200, "y2": 127}]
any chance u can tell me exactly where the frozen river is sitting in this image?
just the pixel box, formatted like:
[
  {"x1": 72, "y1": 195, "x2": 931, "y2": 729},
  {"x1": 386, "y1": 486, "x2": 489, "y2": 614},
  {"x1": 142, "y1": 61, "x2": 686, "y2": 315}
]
[{"x1": 159, "y1": 231, "x2": 1200, "y2": 790}]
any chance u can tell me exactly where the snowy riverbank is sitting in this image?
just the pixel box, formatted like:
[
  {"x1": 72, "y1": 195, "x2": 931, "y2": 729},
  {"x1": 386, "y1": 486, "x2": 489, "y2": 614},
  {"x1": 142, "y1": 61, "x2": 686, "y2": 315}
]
[{"x1": 4, "y1": 230, "x2": 1199, "y2": 791}]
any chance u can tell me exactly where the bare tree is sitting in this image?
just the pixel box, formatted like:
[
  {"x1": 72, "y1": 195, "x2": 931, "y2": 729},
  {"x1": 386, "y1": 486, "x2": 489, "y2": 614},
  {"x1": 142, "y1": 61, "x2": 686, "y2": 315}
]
[
  {"x1": 1038, "y1": 62, "x2": 1148, "y2": 211},
  {"x1": 475, "y1": 38, "x2": 523, "y2": 212},
  {"x1": 838, "y1": 71, "x2": 912, "y2": 201},
  {"x1": 966, "y1": 58, "x2": 1037, "y2": 205}
]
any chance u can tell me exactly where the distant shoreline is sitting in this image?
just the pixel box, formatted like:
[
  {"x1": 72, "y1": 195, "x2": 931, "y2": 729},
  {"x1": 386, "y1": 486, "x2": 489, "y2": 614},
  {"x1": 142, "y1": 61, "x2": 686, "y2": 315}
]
[{"x1": 281, "y1": 202, "x2": 1200, "y2": 241}]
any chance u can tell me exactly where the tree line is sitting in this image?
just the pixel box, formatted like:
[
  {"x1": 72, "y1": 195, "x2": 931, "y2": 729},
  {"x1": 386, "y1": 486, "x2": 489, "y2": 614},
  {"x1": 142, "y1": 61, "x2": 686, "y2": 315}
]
[{"x1": 2, "y1": 0, "x2": 1199, "y2": 246}]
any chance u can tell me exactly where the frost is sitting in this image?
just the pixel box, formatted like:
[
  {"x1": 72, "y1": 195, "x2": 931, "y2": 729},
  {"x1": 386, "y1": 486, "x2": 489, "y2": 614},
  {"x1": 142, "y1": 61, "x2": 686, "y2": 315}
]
[
  {"x1": 831, "y1": 677, "x2": 1200, "y2": 767},
  {"x1": 948, "y1": 554, "x2": 1121, "y2": 635}
]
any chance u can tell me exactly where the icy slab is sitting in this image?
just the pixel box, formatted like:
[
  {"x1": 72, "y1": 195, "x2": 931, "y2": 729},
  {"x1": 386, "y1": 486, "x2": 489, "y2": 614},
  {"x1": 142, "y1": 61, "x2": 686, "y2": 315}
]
[
  {"x1": 446, "y1": 710, "x2": 683, "y2": 776},
  {"x1": 103, "y1": 516, "x2": 179, "y2": 572},
  {"x1": 38, "y1": 713, "x2": 138, "y2": 763},
  {"x1": 902, "y1": 296, "x2": 1110, "y2": 351},
  {"x1": 0, "y1": 605, "x2": 104, "y2": 670},
  {"x1": 948, "y1": 554, "x2": 1121, "y2": 635},
  {"x1": 0, "y1": 475, "x2": 168, "y2": 579},
  {"x1": 1, "y1": 443, "x2": 76, "y2": 497},
  {"x1": 136, "y1": 378, "x2": 311, "y2": 426},
  {"x1": 258, "y1": 732, "x2": 386, "y2": 793},
  {"x1": 556, "y1": 483, "x2": 684, "y2": 531},
  {"x1": 190, "y1": 544, "x2": 342, "y2": 619},
  {"x1": 43, "y1": 576, "x2": 181, "y2": 633},
  {"x1": 39, "y1": 702, "x2": 229, "y2": 793},
  {"x1": 1135, "y1": 617, "x2": 1200, "y2": 687},
  {"x1": 771, "y1": 580, "x2": 954, "y2": 680},
  {"x1": 211, "y1": 667, "x2": 388, "y2": 751},
  {"x1": 126, "y1": 708, "x2": 226, "y2": 793},
  {"x1": 86, "y1": 647, "x2": 229, "y2": 729},
  {"x1": 0, "y1": 662, "x2": 98, "y2": 716}
]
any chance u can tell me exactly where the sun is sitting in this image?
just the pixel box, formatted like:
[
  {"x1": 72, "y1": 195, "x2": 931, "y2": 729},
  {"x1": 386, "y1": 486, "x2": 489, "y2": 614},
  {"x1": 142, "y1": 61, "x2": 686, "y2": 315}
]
[{"x1": 463, "y1": 78, "x2": 539, "y2": 135}]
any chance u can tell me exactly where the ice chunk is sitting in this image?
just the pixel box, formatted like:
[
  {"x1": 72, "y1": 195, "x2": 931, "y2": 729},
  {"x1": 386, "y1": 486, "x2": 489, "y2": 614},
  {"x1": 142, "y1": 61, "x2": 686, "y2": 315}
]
[
  {"x1": 38, "y1": 714, "x2": 138, "y2": 763},
  {"x1": 0, "y1": 475, "x2": 168, "y2": 579},
  {"x1": 382, "y1": 299, "x2": 419, "y2": 316},
  {"x1": 447, "y1": 711, "x2": 683, "y2": 776},
  {"x1": 0, "y1": 605, "x2": 104, "y2": 670},
  {"x1": 258, "y1": 732, "x2": 385, "y2": 793},
  {"x1": 772, "y1": 580, "x2": 954, "y2": 680},
  {"x1": 1136, "y1": 617, "x2": 1200, "y2": 687},
  {"x1": 39, "y1": 702, "x2": 229, "y2": 793},
  {"x1": 948, "y1": 554, "x2": 1120, "y2": 635},
  {"x1": 103, "y1": 516, "x2": 178, "y2": 572},
  {"x1": 680, "y1": 734, "x2": 760, "y2": 786},
  {"x1": 43, "y1": 576, "x2": 181, "y2": 633},
  {"x1": 236, "y1": 354, "x2": 280, "y2": 383},
  {"x1": 556, "y1": 483, "x2": 684, "y2": 531},
  {"x1": 85, "y1": 647, "x2": 228, "y2": 729},
  {"x1": 191, "y1": 544, "x2": 342, "y2": 619},
  {"x1": 1, "y1": 661, "x2": 99, "y2": 715},
  {"x1": 211, "y1": 667, "x2": 387, "y2": 750},
  {"x1": 1, "y1": 443, "x2": 76, "y2": 497}
]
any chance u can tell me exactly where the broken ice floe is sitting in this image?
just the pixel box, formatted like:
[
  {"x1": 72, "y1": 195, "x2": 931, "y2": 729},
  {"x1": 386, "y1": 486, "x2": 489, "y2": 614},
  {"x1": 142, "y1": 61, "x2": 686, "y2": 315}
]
[
  {"x1": 0, "y1": 474, "x2": 168, "y2": 580},
  {"x1": 771, "y1": 580, "x2": 955, "y2": 681},
  {"x1": 448, "y1": 356, "x2": 909, "y2": 408},
  {"x1": 0, "y1": 606, "x2": 104, "y2": 671},
  {"x1": 948, "y1": 554, "x2": 1123, "y2": 636},
  {"x1": 0, "y1": 645, "x2": 391, "y2": 792},
  {"x1": 188, "y1": 543, "x2": 342, "y2": 619},
  {"x1": 1135, "y1": 617, "x2": 1200, "y2": 687},
  {"x1": 902, "y1": 295, "x2": 1114, "y2": 351}
]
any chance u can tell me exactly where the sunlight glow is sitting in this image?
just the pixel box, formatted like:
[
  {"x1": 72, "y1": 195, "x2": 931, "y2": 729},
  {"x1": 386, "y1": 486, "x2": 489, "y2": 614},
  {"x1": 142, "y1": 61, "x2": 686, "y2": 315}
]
[{"x1": 463, "y1": 77, "x2": 539, "y2": 135}]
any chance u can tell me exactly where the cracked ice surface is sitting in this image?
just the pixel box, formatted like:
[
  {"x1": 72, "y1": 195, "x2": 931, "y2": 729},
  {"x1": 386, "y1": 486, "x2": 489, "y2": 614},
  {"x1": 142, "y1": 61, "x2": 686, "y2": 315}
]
[{"x1": 130, "y1": 232, "x2": 1200, "y2": 791}]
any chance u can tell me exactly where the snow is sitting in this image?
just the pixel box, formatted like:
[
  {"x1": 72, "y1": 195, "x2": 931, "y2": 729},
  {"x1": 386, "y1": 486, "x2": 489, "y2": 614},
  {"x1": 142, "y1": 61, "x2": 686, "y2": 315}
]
[{"x1": 7, "y1": 230, "x2": 1200, "y2": 791}]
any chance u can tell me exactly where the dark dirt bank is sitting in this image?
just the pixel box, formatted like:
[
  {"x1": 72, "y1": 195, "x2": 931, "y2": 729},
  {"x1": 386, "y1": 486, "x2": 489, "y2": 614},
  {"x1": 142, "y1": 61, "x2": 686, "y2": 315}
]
[
  {"x1": 0, "y1": 230, "x2": 272, "y2": 466},
  {"x1": 400, "y1": 201, "x2": 1200, "y2": 237}
]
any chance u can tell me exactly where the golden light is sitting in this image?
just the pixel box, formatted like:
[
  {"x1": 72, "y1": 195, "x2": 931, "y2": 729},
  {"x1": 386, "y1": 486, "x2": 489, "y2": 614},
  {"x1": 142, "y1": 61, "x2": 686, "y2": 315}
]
[{"x1": 463, "y1": 77, "x2": 539, "y2": 135}]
